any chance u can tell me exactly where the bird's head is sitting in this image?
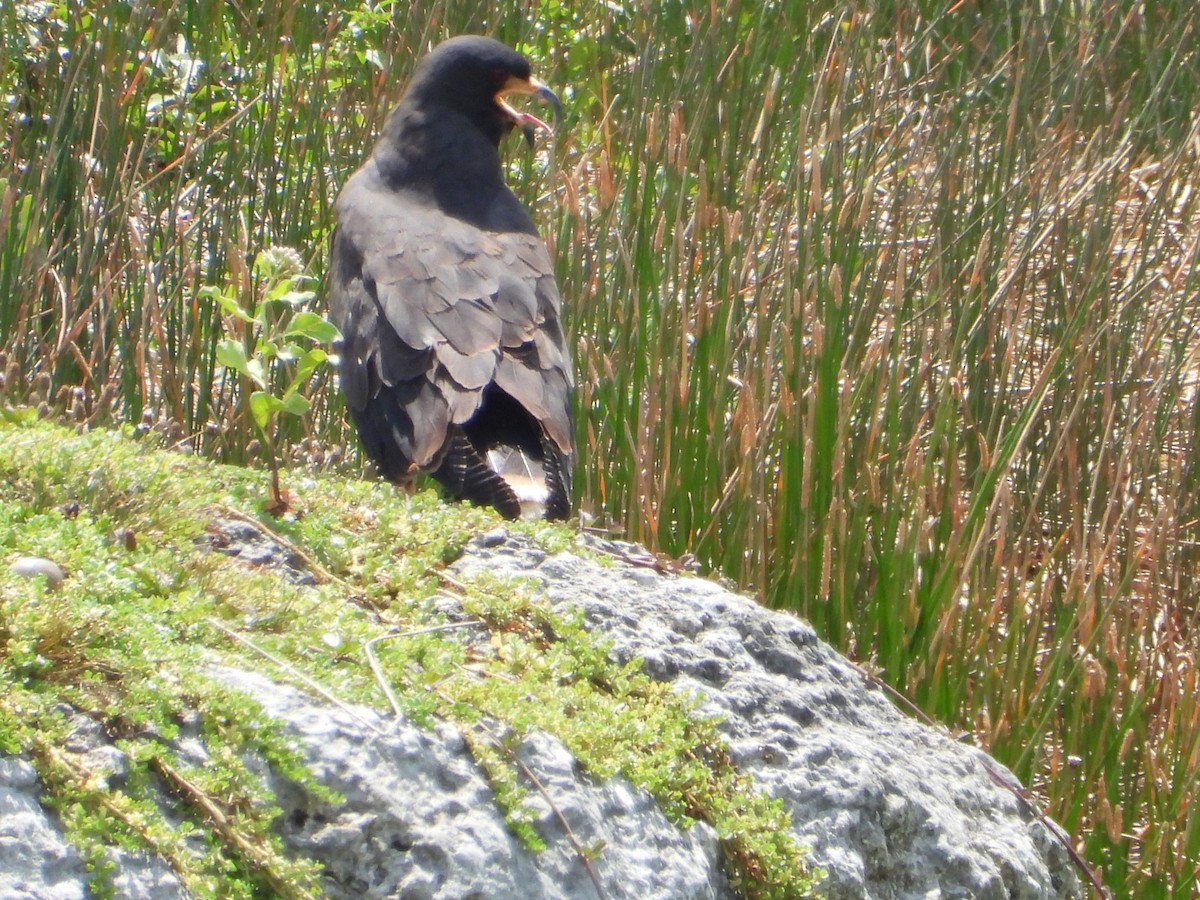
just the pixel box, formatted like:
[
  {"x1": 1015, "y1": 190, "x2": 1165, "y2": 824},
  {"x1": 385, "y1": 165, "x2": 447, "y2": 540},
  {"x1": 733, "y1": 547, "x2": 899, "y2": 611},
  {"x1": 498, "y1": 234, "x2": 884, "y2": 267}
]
[{"x1": 406, "y1": 36, "x2": 562, "y2": 148}]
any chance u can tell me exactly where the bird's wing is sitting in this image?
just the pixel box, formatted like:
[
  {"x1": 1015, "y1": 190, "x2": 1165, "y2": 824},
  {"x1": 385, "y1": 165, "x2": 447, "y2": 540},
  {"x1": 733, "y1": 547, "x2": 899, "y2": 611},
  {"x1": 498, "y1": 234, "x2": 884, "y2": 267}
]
[
  {"x1": 330, "y1": 173, "x2": 573, "y2": 471},
  {"x1": 487, "y1": 230, "x2": 574, "y2": 455}
]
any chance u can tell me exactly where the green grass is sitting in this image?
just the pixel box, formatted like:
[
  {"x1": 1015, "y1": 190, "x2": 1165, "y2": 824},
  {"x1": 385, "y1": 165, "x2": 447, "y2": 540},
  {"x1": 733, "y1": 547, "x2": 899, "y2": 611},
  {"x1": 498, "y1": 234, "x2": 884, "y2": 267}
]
[{"x1": 3, "y1": 0, "x2": 1200, "y2": 895}]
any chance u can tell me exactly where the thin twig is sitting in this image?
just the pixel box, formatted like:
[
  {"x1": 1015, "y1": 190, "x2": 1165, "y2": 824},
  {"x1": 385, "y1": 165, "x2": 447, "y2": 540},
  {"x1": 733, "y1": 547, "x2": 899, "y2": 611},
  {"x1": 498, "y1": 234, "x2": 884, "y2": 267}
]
[
  {"x1": 435, "y1": 569, "x2": 472, "y2": 592},
  {"x1": 506, "y1": 745, "x2": 607, "y2": 900},
  {"x1": 588, "y1": 541, "x2": 690, "y2": 575},
  {"x1": 28, "y1": 735, "x2": 194, "y2": 889},
  {"x1": 205, "y1": 617, "x2": 381, "y2": 733},
  {"x1": 364, "y1": 621, "x2": 486, "y2": 723},
  {"x1": 451, "y1": 708, "x2": 608, "y2": 900},
  {"x1": 150, "y1": 755, "x2": 318, "y2": 900}
]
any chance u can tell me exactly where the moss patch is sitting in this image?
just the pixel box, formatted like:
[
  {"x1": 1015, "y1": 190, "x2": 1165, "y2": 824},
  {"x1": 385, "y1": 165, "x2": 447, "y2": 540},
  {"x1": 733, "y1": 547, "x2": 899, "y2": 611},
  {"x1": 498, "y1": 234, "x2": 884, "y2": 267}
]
[{"x1": 0, "y1": 411, "x2": 817, "y2": 898}]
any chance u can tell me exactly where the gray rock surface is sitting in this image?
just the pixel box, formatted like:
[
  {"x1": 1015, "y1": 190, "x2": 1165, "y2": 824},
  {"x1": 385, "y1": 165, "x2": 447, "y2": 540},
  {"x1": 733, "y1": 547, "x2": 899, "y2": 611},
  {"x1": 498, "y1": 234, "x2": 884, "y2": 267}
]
[
  {"x1": 1, "y1": 757, "x2": 88, "y2": 900},
  {"x1": 217, "y1": 668, "x2": 727, "y2": 900},
  {"x1": 450, "y1": 533, "x2": 1082, "y2": 900},
  {"x1": 1, "y1": 529, "x2": 1082, "y2": 899},
  {"x1": 0, "y1": 757, "x2": 186, "y2": 900}
]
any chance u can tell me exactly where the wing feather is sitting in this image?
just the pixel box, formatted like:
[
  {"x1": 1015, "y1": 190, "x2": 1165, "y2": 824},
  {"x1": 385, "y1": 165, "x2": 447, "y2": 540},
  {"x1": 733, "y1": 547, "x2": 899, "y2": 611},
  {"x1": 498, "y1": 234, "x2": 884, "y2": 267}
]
[
  {"x1": 330, "y1": 168, "x2": 573, "y2": 502},
  {"x1": 401, "y1": 378, "x2": 451, "y2": 465},
  {"x1": 436, "y1": 343, "x2": 499, "y2": 390},
  {"x1": 370, "y1": 303, "x2": 432, "y2": 385},
  {"x1": 434, "y1": 365, "x2": 485, "y2": 424},
  {"x1": 429, "y1": 296, "x2": 503, "y2": 355},
  {"x1": 492, "y1": 274, "x2": 539, "y2": 346}
]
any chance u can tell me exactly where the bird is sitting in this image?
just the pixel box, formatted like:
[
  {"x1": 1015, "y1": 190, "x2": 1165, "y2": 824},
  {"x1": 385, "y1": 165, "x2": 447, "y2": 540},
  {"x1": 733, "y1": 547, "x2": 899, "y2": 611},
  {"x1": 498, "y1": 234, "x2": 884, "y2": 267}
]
[{"x1": 328, "y1": 36, "x2": 574, "y2": 521}]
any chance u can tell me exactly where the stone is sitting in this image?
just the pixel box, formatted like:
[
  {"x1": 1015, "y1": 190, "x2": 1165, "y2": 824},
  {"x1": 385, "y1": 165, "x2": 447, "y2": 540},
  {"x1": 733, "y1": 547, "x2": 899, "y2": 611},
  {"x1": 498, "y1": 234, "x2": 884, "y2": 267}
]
[
  {"x1": 9, "y1": 557, "x2": 65, "y2": 590},
  {"x1": 0, "y1": 531, "x2": 1082, "y2": 899},
  {"x1": 449, "y1": 534, "x2": 1082, "y2": 899}
]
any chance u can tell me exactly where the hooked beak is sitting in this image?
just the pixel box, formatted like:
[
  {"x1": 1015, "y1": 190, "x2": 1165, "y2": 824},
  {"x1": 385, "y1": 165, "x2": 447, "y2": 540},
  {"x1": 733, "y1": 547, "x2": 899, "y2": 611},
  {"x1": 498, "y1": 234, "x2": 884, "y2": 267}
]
[{"x1": 497, "y1": 75, "x2": 563, "y2": 148}]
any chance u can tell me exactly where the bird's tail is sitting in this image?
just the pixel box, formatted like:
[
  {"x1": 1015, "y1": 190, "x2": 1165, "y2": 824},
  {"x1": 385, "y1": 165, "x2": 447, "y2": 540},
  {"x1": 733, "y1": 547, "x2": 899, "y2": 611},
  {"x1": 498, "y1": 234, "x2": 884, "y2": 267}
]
[
  {"x1": 485, "y1": 428, "x2": 571, "y2": 521},
  {"x1": 433, "y1": 429, "x2": 570, "y2": 521},
  {"x1": 434, "y1": 431, "x2": 522, "y2": 519},
  {"x1": 486, "y1": 445, "x2": 551, "y2": 520}
]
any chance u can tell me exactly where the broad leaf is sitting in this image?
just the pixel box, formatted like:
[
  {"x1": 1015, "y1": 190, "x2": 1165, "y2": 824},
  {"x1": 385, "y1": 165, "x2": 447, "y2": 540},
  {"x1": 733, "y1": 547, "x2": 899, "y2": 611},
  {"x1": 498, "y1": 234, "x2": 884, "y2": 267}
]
[
  {"x1": 215, "y1": 338, "x2": 247, "y2": 373},
  {"x1": 280, "y1": 392, "x2": 311, "y2": 417},
  {"x1": 285, "y1": 311, "x2": 342, "y2": 343},
  {"x1": 248, "y1": 391, "x2": 281, "y2": 432},
  {"x1": 293, "y1": 348, "x2": 329, "y2": 383},
  {"x1": 201, "y1": 286, "x2": 255, "y2": 324}
]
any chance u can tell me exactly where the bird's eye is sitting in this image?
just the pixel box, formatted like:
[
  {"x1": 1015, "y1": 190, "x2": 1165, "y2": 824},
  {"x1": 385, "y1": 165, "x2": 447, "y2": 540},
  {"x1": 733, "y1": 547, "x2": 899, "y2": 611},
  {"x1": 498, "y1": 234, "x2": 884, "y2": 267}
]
[{"x1": 490, "y1": 65, "x2": 509, "y2": 86}]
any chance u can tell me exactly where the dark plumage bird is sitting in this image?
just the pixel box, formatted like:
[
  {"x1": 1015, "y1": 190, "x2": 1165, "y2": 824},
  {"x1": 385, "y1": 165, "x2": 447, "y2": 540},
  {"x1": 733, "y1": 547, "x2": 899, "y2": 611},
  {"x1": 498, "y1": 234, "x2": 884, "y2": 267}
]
[{"x1": 329, "y1": 36, "x2": 574, "y2": 520}]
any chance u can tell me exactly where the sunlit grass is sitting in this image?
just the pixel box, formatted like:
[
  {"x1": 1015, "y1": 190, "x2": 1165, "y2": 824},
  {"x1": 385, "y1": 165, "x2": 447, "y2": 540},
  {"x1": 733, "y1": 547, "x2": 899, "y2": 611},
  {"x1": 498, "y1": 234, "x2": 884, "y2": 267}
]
[{"x1": 3, "y1": 0, "x2": 1199, "y2": 894}]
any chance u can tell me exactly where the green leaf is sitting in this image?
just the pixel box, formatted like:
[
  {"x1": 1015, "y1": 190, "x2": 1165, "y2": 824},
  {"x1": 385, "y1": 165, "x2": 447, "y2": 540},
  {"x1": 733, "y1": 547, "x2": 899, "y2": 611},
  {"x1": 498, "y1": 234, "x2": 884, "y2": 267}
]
[
  {"x1": 255, "y1": 336, "x2": 282, "y2": 363},
  {"x1": 215, "y1": 340, "x2": 253, "y2": 382},
  {"x1": 201, "y1": 287, "x2": 256, "y2": 324},
  {"x1": 293, "y1": 348, "x2": 329, "y2": 383},
  {"x1": 245, "y1": 358, "x2": 268, "y2": 390},
  {"x1": 276, "y1": 342, "x2": 303, "y2": 364},
  {"x1": 285, "y1": 311, "x2": 342, "y2": 343},
  {"x1": 272, "y1": 289, "x2": 317, "y2": 307},
  {"x1": 280, "y1": 392, "x2": 311, "y2": 417},
  {"x1": 248, "y1": 391, "x2": 280, "y2": 432}
]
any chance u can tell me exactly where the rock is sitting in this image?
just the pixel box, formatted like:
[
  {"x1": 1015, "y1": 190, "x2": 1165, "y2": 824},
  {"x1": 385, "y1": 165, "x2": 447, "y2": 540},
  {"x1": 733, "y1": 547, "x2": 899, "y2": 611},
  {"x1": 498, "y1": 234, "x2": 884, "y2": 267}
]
[
  {"x1": 0, "y1": 758, "x2": 187, "y2": 900},
  {"x1": 215, "y1": 668, "x2": 728, "y2": 899},
  {"x1": 0, "y1": 757, "x2": 88, "y2": 900},
  {"x1": 1, "y1": 532, "x2": 1082, "y2": 899},
  {"x1": 9, "y1": 556, "x2": 65, "y2": 589},
  {"x1": 449, "y1": 534, "x2": 1083, "y2": 900},
  {"x1": 204, "y1": 516, "x2": 316, "y2": 585}
]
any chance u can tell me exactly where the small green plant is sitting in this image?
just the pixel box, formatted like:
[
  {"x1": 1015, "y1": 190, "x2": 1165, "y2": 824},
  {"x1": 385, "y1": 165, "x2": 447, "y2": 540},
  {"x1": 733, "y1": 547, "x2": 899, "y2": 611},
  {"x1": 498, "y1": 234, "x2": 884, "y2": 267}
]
[{"x1": 209, "y1": 248, "x2": 340, "y2": 513}]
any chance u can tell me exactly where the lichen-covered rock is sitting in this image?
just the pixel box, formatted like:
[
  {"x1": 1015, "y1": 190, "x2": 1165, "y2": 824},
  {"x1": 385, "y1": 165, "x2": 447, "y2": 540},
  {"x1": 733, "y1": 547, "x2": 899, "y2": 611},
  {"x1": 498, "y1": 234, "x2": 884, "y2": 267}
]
[
  {"x1": 214, "y1": 668, "x2": 728, "y2": 900},
  {"x1": 0, "y1": 530, "x2": 1081, "y2": 900},
  {"x1": 450, "y1": 533, "x2": 1082, "y2": 900}
]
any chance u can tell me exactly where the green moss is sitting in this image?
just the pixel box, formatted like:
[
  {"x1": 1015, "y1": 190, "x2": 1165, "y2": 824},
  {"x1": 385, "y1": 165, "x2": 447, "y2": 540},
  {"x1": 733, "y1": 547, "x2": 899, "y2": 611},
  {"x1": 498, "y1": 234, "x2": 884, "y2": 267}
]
[{"x1": 0, "y1": 415, "x2": 817, "y2": 898}]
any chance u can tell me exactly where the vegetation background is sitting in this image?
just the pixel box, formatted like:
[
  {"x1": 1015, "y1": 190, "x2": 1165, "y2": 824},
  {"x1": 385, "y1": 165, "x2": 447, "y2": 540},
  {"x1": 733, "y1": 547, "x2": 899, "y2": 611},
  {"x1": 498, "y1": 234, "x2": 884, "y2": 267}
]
[{"x1": 2, "y1": 0, "x2": 1198, "y2": 894}]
